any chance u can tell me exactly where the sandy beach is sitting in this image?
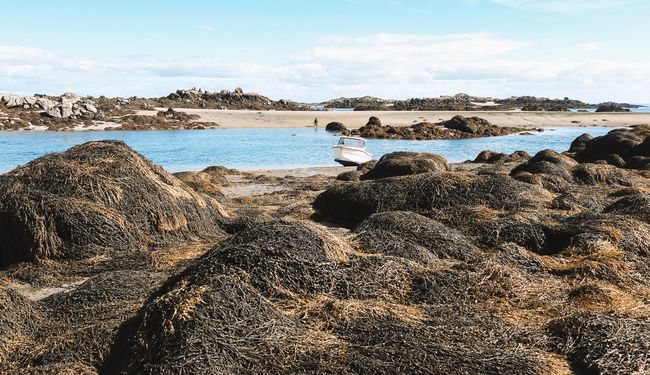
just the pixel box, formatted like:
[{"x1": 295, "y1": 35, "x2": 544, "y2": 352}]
[{"x1": 137, "y1": 108, "x2": 650, "y2": 129}]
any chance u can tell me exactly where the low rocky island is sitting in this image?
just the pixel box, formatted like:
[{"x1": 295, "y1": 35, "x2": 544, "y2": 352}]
[
  {"x1": 343, "y1": 115, "x2": 535, "y2": 140},
  {"x1": 1, "y1": 126, "x2": 649, "y2": 374}
]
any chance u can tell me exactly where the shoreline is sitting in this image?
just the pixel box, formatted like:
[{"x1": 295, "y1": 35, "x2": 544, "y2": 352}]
[
  {"x1": 140, "y1": 108, "x2": 650, "y2": 129},
  {"x1": 1, "y1": 109, "x2": 648, "y2": 132}
]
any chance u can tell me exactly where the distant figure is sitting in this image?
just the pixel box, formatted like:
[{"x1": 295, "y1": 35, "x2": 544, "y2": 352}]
[{"x1": 313, "y1": 118, "x2": 319, "y2": 127}]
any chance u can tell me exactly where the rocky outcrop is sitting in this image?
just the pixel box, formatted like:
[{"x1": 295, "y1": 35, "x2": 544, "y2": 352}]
[
  {"x1": 595, "y1": 104, "x2": 631, "y2": 113},
  {"x1": 160, "y1": 87, "x2": 303, "y2": 110},
  {"x1": 1, "y1": 93, "x2": 103, "y2": 120},
  {"x1": 346, "y1": 115, "x2": 529, "y2": 140},
  {"x1": 572, "y1": 125, "x2": 650, "y2": 170}
]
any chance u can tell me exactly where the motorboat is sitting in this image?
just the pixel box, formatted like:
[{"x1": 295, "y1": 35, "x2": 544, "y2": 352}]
[{"x1": 332, "y1": 136, "x2": 373, "y2": 166}]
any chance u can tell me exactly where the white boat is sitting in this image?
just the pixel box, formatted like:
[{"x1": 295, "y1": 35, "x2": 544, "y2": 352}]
[{"x1": 332, "y1": 136, "x2": 373, "y2": 166}]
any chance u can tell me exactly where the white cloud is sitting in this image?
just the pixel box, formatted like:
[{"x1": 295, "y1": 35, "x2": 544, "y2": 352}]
[
  {"x1": 575, "y1": 42, "x2": 600, "y2": 51},
  {"x1": 0, "y1": 33, "x2": 649, "y2": 103},
  {"x1": 490, "y1": 0, "x2": 633, "y2": 12}
]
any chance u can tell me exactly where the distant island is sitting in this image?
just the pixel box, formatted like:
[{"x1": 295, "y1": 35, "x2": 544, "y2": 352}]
[{"x1": 0, "y1": 88, "x2": 646, "y2": 131}]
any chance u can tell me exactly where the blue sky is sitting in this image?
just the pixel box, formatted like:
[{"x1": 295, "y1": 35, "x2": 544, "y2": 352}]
[{"x1": 1, "y1": 0, "x2": 649, "y2": 102}]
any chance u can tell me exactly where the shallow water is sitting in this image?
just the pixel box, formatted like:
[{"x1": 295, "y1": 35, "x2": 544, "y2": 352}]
[{"x1": 0, "y1": 126, "x2": 616, "y2": 173}]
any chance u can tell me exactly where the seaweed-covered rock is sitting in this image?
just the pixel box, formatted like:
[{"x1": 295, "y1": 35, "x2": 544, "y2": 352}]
[
  {"x1": 473, "y1": 150, "x2": 530, "y2": 164},
  {"x1": 0, "y1": 141, "x2": 227, "y2": 267},
  {"x1": 567, "y1": 133, "x2": 593, "y2": 153},
  {"x1": 573, "y1": 126, "x2": 650, "y2": 169},
  {"x1": 0, "y1": 289, "x2": 42, "y2": 367},
  {"x1": 325, "y1": 121, "x2": 347, "y2": 132},
  {"x1": 103, "y1": 221, "x2": 350, "y2": 374},
  {"x1": 548, "y1": 313, "x2": 650, "y2": 374},
  {"x1": 336, "y1": 170, "x2": 361, "y2": 182},
  {"x1": 366, "y1": 116, "x2": 382, "y2": 126},
  {"x1": 314, "y1": 172, "x2": 552, "y2": 227},
  {"x1": 173, "y1": 165, "x2": 238, "y2": 197},
  {"x1": 511, "y1": 149, "x2": 578, "y2": 182},
  {"x1": 604, "y1": 188, "x2": 650, "y2": 223},
  {"x1": 35, "y1": 271, "x2": 166, "y2": 369},
  {"x1": 361, "y1": 152, "x2": 449, "y2": 180},
  {"x1": 355, "y1": 211, "x2": 479, "y2": 264},
  {"x1": 595, "y1": 104, "x2": 630, "y2": 112},
  {"x1": 571, "y1": 163, "x2": 631, "y2": 186},
  {"x1": 441, "y1": 115, "x2": 492, "y2": 134}
]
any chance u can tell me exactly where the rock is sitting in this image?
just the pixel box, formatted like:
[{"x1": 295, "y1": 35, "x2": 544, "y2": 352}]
[
  {"x1": 568, "y1": 133, "x2": 593, "y2": 153},
  {"x1": 36, "y1": 98, "x2": 58, "y2": 110},
  {"x1": 314, "y1": 172, "x2": 551, "y2": 227},
  {"x1": 325, "y1": 121, "x2": 347, "y2": 132},
  {"x1": 336, "y1": 170, "x2": 362, "y2": 181},
  {"x1": 361, "y1": 152, "x2": 450, "y2": 180},
  {"x1": 573, "y1": 126, "x2": 650, "y2": 169},
  {"x1": 595, "y1": 104, "x2": 630, "y2": 112},
  {"x1": 473, "y1": 150, "x2": 530, "y2": 164},
  {"x1": 441, "y1": 115, "x2": 492, "y2": 134},
  {"x1": 366, "y1": 116, "x2": 382, "y2": 127},
  {"x1": 511, "y1": 149, "x2": 578, "y2": 182},
  {"x1": 83, "y1": 102, "x2": 98, "y2": 113},
  {"x1": 60, "y1": 102, "x2": 74, "y2": 118},
  {"x1": 46, "y1": 107, "x2": 62, "y2": 118}
]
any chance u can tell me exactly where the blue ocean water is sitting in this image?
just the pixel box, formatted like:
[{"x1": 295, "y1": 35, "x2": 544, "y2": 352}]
[
  {"x1": 0, "y1": 126, "x2": 616, "y2": 173},
  {"x1": 569, "y1": 106, "x2": 649, "y2": 113}
]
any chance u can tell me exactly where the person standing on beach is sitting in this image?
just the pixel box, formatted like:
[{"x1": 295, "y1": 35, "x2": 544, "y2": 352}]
[{"x1": 313, "y1": 118, "x2": 319, "y2": 127}]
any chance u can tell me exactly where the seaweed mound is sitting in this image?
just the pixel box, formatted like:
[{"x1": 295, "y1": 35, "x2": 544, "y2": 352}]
[
  {"x1": 512, "y1": 149, "x2": 578, "y2": 181},
  {"x1": 573, "y1": 125, "x2": 650, "y2": 169},
  {"x1": 548, "y1": 313, "x2": 650, "y2": 374},
  {"x1": 173, "y1": 165, "x2": 239, "y2": 197},
  {"x1": 355, "y1": 211, "x2": 479, "y2": 264},
  {"x1": 314, "y1": 171, "x2": 551, "y2": 227},
  {"x1": 104, "y1": 221, "x2": 349, "y2": 374},
  {"x1": 0, "y1": 141, "x2": 227, "y2": 267},
  {"x1": 336, "y1": 170, "x2": 362, "y2": 181},
  {"x1": 33, "y1": 271, "x2": 166, "y2": 369},
  {"x1": 360, "y1": 152, "x2": 449, "y2": 180},
  {"x1": 511, "y1": 148, "x2": 634, "y2": 190},
  {"x1": 0, "y1": 289, "x2": 42, "y2": 367},
  {"x1": 105, "y1": 220, "x2": 554, "y2": 374}
]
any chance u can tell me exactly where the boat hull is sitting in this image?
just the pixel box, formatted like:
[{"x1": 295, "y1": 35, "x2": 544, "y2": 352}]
[{"x1": 332, "y1": 145, "x2": 373, "y2": 166}]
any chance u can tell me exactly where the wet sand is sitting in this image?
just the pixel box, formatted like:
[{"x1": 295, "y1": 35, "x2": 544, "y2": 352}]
[{"x1": 138, "y1": 108, "x2": 650, "y2": 129}]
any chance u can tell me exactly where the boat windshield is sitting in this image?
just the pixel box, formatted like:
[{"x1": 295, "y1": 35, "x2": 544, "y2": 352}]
[{"x1": 337, "y1": 138, "x2": 366, "y2": 148}]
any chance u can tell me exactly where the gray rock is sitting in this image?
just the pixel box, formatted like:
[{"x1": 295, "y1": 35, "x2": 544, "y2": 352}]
[{"x1": 46, "y1": 107, "x2": 63, "y2": 118}]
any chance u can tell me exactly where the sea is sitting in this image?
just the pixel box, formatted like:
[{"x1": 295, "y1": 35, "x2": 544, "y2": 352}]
[
  {"x1": 0, "y1": 126, "x2": 617, "y2": 173},
  {"x1": 569, "y1": 106, "x2": 650, "y2": 113}
]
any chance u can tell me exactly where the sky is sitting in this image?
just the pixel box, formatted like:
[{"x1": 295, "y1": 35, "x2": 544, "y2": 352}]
[{"x1": 1, "y1": 0, "x2": 649, "y2": 103}]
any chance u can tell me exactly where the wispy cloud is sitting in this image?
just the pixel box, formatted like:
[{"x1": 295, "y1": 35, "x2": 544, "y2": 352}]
[
  {"x1": 490, "y1": 0, "x2": 633, "y2": 12},
  {"x1": 197, "y1": 25, "x2": 214, "y2": 32},
  {"x1": 1, "y1": 32, "x2": 649, "y2": 102},
  {"x1": 575, "y1": 42, "x2": 600, "y2": 52}
]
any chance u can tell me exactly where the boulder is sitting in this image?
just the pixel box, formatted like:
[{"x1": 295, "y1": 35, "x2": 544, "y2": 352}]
[
  {"x1": 473, "y1": 150, "x2": 530, "y2": 164},
  {"x1": 336, "y1": 170, "x2": 362, "y2": 181},
  {"x1": 573, "y1": 126, "x2": 650, "y2": 169},
  {"x1": 325, "y1": 121, "x2": 347, "y2": 132},
  {"x1": 441, "y1": 115, "x2": 492, "y2": 134},
  {"x1": 366, "y1": 116, "x2": 382, "y2": 127}
]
